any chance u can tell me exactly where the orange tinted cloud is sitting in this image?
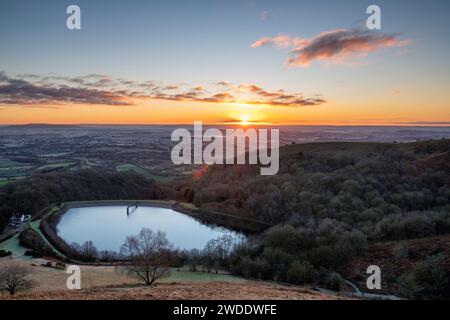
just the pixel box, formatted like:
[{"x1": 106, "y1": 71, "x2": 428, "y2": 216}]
[
  {"x1": 252, "y1": 28, "x2": 412, "y2": 67},
  {"x1": 151, "y1": 82, "x2": 325, "y2": 107},
  {"x1": 251, "y1": 34, "x2": 292, "y2": 48},
  {"x1": 0, "y1": 72, "x2": 325, "y2": 108}
]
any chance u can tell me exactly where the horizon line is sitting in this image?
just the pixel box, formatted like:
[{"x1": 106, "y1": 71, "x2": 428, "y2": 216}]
[{"x1": 1, "y1": 122, "x2": 450, "y2": 128}]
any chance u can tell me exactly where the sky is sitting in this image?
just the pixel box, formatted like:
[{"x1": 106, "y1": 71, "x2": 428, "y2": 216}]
[{"x1": 0, "y1": 0, "x2": 449, "y2": 125}]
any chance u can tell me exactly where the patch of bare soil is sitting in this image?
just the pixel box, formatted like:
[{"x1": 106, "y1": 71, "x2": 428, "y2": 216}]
[{"x1": 6, "y1": 281, "x2": 344, "y2": 300}]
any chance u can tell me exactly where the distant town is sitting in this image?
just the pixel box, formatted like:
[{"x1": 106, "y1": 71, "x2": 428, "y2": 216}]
[{"x1": 1, "y1": 124, "x2": 450, "y2": 188}]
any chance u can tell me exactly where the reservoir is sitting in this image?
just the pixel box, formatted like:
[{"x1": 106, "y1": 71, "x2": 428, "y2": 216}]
[{"x1": 57, "y1": 205, "x2": 240, "y2": 252}]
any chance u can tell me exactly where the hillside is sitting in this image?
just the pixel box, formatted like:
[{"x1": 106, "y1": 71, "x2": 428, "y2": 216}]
[
  {"x1": 6, "y1": 281, "x2": 343, "y2": 300},
  {"x1": 414, "y1": 151, "x2": 450, "y2": 174},
  {"x1": 341, "y1": 234, "x2": 450, "y2": 298},
  {"x1": 1, "y1": 139, "x2": 449, "y2": 299},
  {"x1": 169, "y1": 139, "x2": 450, "y2": 227},
  {"x1": 0, "y1": 256, "x2": 342, "y2": 300},
  {"x1": 165, "y1": 139, "x2": 450, "y2": 298}
]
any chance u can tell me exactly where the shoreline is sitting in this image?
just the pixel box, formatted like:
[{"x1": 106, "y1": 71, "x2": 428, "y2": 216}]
[{"x1": 36, "y1": 200, "x2": 268, "y2": 264}]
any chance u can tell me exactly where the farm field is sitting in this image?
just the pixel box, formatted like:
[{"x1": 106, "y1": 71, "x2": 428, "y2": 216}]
[
  {"x1": 0, "y1": 179, "x2": 14, "y2": 187},
  {"x1": 0, "y1": 159, "x2": 31, "y2": 168},
  {"x1": 36, "y1": 162, "x2": 77, "y2": 171},
  {"x1": 116, "y1": 163, "x2": 173, "y2": 182}
]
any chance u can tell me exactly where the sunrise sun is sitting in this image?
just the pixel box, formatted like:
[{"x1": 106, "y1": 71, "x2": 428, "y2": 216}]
[{"x1": 240, "y1": 115, "x2": 250, "y2": 125}]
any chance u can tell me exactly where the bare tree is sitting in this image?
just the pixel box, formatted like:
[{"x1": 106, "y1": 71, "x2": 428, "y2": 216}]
[
  {"x1": 71, "y1": 241, "x2": 98, "y2": 260},
  {"x1": 0, "y1": 262, "x2": 34, "y2": 295},
  {"x1": 120, "y1": 228, "x2": 173, "y2": 286},
  {"x1": 218, "y1": 234, "x2": 235, "y2": 260},
  {"x1": 188, "y1": 249, "x2": 202, "y2": 272},
  {"x1": 203, "y1": 234, "x2": 236, "y2": 274},
  {"x1": 81, "y1": 240, "x2": 98, "y2": 260},
  {"x1": 204, "y1": 239, "x2": 221, "y2": 274}
]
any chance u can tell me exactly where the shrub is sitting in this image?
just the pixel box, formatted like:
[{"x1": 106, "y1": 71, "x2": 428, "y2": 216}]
[
  {"x1": 399, "y1": 273, "x2": 419, "y2": 299},
  {"x1": 308, "y1": 245, "x2": 336, "y2": 268},
  {"x1": 236, "y1": 257, "x2": 270, "y2": 280},
  {"x1": 263, "y1": 225, "x2": 310, "y2": 254},
  {"x1": 287, "y1": 260, "x2": 317, "y2": 285},
  {"x1": 324, "y1": 272, "x2": 344, "y2": 292},
  {"x1": 0, "y1": 250, "x2": 12, "y2": 257},
  {"x1": 399, "y1": 255, "x2": 449, "y2": 299},
  {"x1": 18, "y1": 227, "x2": 54, "y2": 258},
  {"x1": 262, "y1": 247, "x2": 294, "y2": 282}
]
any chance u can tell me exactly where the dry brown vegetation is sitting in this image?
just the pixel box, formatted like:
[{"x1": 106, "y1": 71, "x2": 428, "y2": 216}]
[
  {"x1": 341, "y1": 234, "x2": 450, "y2": 295},
  {"x1": 5, "y1": 281, "x2": 344, "y2": 300},
  {"x1": 0, "y1": 257, "x2": 345, "y2": 300}
]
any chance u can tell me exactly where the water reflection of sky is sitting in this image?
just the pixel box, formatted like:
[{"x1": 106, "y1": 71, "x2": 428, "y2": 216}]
[{"x1": 57, "y1": 206, "x2": 240, "y2": 252}]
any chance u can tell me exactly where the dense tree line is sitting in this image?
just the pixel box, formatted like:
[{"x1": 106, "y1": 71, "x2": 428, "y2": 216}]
[
  {"x1": 169, "y1": 140, "x2": 450, "y2": 296},
  {"x1": 228, "y1": 225, "x2": 367, "y2": 287},
  {"x1": 173, "y1": 141, "x2": 450, "y2": 242},
  {"x1": 0, "y1": 169, "x2": 162, "y2": 231}
]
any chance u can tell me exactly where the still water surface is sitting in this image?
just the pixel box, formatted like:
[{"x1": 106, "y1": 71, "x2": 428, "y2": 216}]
[{"x1": 57, "y1": 205, "x2": 239, "y2": 251}]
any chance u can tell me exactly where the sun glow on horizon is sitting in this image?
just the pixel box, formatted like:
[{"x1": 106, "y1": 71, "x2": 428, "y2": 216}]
[{"x1": 240, "y1": 115, "x2": 250, "y2": 126}]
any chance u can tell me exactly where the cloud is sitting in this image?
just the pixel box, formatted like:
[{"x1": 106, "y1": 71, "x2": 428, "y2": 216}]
[
  {"x1": 251, "y1": 34, "x2": 292, "y2": 48},
  {"x1": 0, "y1": 71, "x2": 325, "y2": 108},
  {"x1": 216, "y1": 81, "x2": 235, "y2": 90},
  {"x1": 288, "y1": 29, "x2": 411, "y2": 67},
  {"x1": 247, "y1": 91, "x2": 325, "y2": 107},
  {"x1": 0, "y1": 72, "x2": 134, "y2": 106},
  {"x1": 150, "y1": 91, "x2": 234, "y2": 104},
  {"x1": 251, "y1": 28, "x2": 411, "y2": 67},
  {"x1": 233, "y1": 82, "x2": 325, "y2": 107},
  {"x1": 238, "y1": 84, "x2": 264, "y2": 93},
  {"x1": 18, "y1": 73, "x2": 127, "y2": 90},
  {"x1": 151, "y1": 82, "x2": 324, "y2": 107},
  {"x1": 192, "y1": 85, "x2": 206, "y2": 92},
  {"x1": 162, "y1": 85, "x2": 180, "y2": 90},
  {"x1": 200, "y1": 92, "x2": 235, "y2": 103}
]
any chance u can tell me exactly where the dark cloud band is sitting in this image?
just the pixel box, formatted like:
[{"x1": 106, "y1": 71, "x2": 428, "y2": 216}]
[{"x1": 0, "y1": 71, "x2": 325, "y2": 108}]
